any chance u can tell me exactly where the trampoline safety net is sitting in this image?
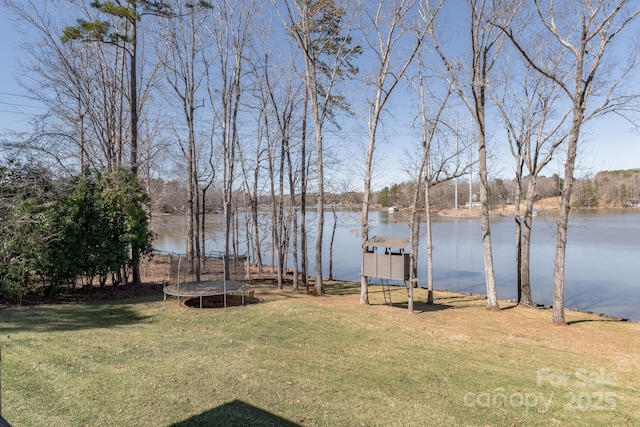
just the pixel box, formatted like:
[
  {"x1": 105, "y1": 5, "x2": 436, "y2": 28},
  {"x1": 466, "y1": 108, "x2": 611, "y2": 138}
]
[{"x1": 161, "y1": 251, "x2": 250, "y2": 308}]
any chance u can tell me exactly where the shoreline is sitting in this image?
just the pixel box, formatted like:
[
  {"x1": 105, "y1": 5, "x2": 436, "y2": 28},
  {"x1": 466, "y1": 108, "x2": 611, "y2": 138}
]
[{"x1": 358, "y1": 281, "x2": 636, "y2": 323}]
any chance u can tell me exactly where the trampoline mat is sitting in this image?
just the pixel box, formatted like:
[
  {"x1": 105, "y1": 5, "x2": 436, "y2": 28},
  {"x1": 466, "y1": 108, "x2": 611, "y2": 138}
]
[{"x1": 163, "y1": 280, "x2": 249, "y2": 297}]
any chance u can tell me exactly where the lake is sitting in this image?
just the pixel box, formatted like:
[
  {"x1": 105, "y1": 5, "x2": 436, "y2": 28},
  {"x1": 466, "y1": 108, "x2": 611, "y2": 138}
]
[{"x1": 152, "y1": 208, "x2": 640, "y2": 321}]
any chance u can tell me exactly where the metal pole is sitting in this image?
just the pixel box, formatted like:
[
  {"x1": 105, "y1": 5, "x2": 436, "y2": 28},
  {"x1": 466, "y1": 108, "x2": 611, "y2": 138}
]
[
  {"x1": 454, "y1": 176, "x2": 458, "y2": 210},
  {"x1": 223, "y1": 255, "x2": 227, "y2": 308},
  {"x1": 177, "y1": 255, "x2": 182, "y2": 309},
  {"x1": 469, "y1": 120, "x2": 473, "y2": 211},
  {"x1": 455, "y1": 118, "x2": 459, "y2": 210}
]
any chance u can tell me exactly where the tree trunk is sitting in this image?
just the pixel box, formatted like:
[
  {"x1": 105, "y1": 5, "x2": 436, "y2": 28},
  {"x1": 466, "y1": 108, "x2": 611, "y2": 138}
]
[
  {"x1": 193, "y1": 161, "x2": 201, "y2": 281},
  {"x1": 314, "y1": 131, "x2": 324, "y2": 295},
  {"x1": 277, "y1": 139, "x2": 286, "y2": 289},
  {"x1": 408, "y1": 150, "x2": 426, "y2": 312},
  {"x1": 514, "y1": 167, "x2": 523, "y2": 304},
  {"x1": 359, "y1": 119, "x2": 377, "y2": 305},
  {"x1": 285, "y1": 138, "x2": 299, "y2": 291},
  {"x1": 130, "y1": 16, "x2": 139, "y2": 176},
  {"x1": 252, "y1": 152, "x2": 263, "y2": 274},
  {"x1": 201, "y1": 187, "x2": 207, "y2": 272},
  {"x1": 552, "y1": 117, "x2": 581, "y2": 325},
  {"x1": 300, "y1": 98, "x2": 308, "y2": 291},
  {"x1": 307, "y1": 68, "x2": 324, "y2": 295},
  {"x1": 267, "y1": 137, "x2": 282, "y2": 288},
  {"x1": 129, "y1": 16, "x2": 141, "y2": 284},
  {"x1": 519, "y1": 179, "x2": 537, "y2": 307},
  {"x1": 328, "y1": 203, "x2": 337, "y2": 281},
  {"x1": 408, "y1": 180, "x2": 422, "y2": 300},
  {"x1": 425, "y1": 181, "x2": 434, "y2": 305},
  {"x1": 186, "y1": 124, "x2": 195, "y2": 275},
  {"x1": 477, "y1": 126, "x2": 499, "y2": 310}
]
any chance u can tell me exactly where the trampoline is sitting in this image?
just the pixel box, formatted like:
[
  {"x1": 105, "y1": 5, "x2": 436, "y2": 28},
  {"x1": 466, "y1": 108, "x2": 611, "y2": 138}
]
[
  {"x1": 161, "y1": 252, "x2": 251, "y2": 309},
  {"x1": 163, "y1": 280, "x2": 250, "y2": 309}
]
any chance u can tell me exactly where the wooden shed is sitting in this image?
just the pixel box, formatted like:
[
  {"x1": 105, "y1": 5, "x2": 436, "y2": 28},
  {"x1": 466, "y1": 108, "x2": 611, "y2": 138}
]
[
  {"x1": 362, "y1": 236, "x2": 411, "y2": 281},
  {"x1": 361, "y1": 236, "x2": 417, "y2": 310}
]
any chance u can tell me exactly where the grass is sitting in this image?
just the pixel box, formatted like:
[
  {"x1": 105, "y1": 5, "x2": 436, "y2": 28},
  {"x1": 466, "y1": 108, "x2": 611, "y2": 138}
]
[{"x1": 1, "y1": 281, "x2": 639, "y2": 426}]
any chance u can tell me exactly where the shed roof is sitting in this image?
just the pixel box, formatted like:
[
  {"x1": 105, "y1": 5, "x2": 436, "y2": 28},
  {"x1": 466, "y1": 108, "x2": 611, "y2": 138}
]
[{"x1": 363, "y1": 236, "x2": 410, "y2": 249}]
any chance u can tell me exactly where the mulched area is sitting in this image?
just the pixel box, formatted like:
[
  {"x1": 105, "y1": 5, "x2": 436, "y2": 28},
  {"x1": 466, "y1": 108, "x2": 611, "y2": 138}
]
[
  {"x1": 0, "y1": 255, "x2": 308, "y2": 309},
  {"x1": 0, "y1": 281, "x2": 165, "y2": 309}
]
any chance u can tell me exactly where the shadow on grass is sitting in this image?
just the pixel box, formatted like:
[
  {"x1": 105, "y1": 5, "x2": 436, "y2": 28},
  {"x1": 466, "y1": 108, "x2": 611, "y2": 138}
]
[
  {"x1": 248, "y1": 279, "x2": 362, "y2": 301},
  {"x1": 430, "y1": 294, "x2": 489, "y2": 307},
  {"x1": 387, "y1": 300, "x2": 455, "y2": 313},
  {"x1": 0, "y1": 300, "x2": 154, "y2": 333},
  {"x1": 250, "y1": 279, "x2": 315, "y2": 296},
  {"x1": 367, "y1": 289, "x2": 490, "y2": 313},
  {"x1": 435, "y1": 294, "x2": 484, "y2": 302},
  {"x1": 323, "y1": 281, "x2": 360, "y2": 296},
  {"x1": 181, "y1": 294, "x2": 260, "y2": 309},
  {"x1": 169, "y1": 399, "x2": 300, "y2": 427},
  {"x1": 567, "y1": 318, "x2": 628, "y2": 325}
]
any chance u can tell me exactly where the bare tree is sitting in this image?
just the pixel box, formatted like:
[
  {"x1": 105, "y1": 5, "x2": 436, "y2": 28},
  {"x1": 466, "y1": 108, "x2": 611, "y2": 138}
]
[
  {"x1": 199, "y1": 145, "x2": 220, "y2": 262},
  {"x1": 61, "y1": 0, "x2": 176, "y2": 284},
  {"x1": 2, "y1": 0, "x2": 123, "y2": 173},
  {"x1": 406, "y1": 51, "x2": 473, "y2": 309},
  {"x1": 249, "y1": 37, "x2": 305, "y2": 289},
  {"x1": 325, "y1": 174, "x2": 354, "y2": 281},
  {"x1": 160, "y1": 0, "x2": 213, "y2": 279},
  {"x1": 205, "y1": 0, "x2": 255, "y2": 279},
  {"x1": 413, "y1": 101, "x2": 473, "y2": 308},
  {"x1": 62, "y1": 0, "x2": 174, "y2": 177},
  {"x1": 356, "y1": 0, "x2": 441, "y2": 305},
  {"x1": 493, "y1": 50, "x2": 569, "y2": 307},
  {"x1": 500, "y1": 0, "x2": 640, "y2": 324},
  {"x1": 260, "y1": 81, "x2": 288, "y2": 289},
  {"x1": 280, "y1": 0, "x2": 362, "y2": 295},
  {"x1": 429, "y1": 0, "x2": 514, "y2": 310}
]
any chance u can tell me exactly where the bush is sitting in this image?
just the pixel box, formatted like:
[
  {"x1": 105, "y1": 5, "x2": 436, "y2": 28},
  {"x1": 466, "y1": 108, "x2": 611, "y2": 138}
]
[{"x1": 0, "y1": 164, "x2": 153, "y2": 300}]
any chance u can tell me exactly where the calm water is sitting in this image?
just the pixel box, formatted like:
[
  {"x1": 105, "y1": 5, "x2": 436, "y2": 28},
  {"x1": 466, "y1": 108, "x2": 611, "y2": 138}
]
[{"x1": 152, "y1": 209, "x2": 640, "y2": 321}]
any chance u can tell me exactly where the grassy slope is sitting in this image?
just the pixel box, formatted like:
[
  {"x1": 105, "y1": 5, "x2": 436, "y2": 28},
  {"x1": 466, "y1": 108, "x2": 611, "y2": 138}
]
[{"x1": 1, "y1": 282, "x2": 638, "y2": 426}]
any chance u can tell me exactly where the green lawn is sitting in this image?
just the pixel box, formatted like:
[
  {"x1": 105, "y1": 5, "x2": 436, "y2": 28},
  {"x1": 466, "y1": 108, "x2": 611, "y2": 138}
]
[{"x1": 1, "y1": 282, "x2": 639, "y2": 426}]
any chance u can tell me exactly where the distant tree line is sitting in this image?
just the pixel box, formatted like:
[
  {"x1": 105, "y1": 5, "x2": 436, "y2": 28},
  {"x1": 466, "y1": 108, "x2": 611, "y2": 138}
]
[
  {"x1": 148, "y1": 167, "x2": 640, "y2": 217},
  {"x1": 356, "y1": 170, "x2": 640, "y2": 211},
  {"x1": 574, "y1": 170, "x2": 640, "y2": 208}
]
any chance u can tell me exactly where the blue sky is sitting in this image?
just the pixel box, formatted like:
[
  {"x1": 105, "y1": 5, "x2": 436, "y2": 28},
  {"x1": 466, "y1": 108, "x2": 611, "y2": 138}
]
[
  {"x1": 1, "y1": 1, "x2": 639, "y2": 186},
  {"x1": 0, "y1": 10, "x2": 44, "y2": 132}
]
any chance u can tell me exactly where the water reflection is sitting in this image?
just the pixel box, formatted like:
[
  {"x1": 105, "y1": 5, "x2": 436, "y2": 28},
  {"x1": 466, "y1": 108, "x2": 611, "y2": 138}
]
[{"x1": 152, "y1": 209, "x2": 640, "y2": 321}]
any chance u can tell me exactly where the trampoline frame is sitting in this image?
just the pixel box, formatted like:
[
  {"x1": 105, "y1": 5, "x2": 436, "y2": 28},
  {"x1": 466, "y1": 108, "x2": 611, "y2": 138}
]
[
  {"x1": 163, "y1": 279, "x2": 250, "y2": 309},
  {"x1": 162, "y1": 253, "x2": 250, "y2": 309}
]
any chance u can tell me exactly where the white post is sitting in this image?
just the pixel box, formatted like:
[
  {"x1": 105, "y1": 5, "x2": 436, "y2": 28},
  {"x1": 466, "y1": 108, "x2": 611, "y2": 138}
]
[
  {"x1": 469, "y1": 120, "x2": 473, "y2": 211},
  {"x1": 455, "y1": 118, "x2": 459, "y2": 210}
]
